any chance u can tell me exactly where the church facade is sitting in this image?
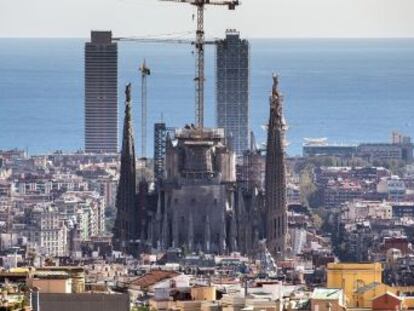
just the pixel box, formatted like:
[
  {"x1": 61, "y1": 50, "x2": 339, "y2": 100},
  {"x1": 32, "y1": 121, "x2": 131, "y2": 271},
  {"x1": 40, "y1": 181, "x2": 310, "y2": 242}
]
[
  {"x1": 113, "y1": 76, "x2": 287, "y2": 258},
  {"x1": 151, "y1": 126, "x2": 262, "y2": 254}
]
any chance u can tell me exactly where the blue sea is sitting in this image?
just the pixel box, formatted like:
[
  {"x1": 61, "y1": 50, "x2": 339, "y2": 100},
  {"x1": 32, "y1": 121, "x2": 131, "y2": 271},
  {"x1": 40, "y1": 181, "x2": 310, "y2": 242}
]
[{"x1": 0, "y1": 38, "x2": 413, "y2": 156}]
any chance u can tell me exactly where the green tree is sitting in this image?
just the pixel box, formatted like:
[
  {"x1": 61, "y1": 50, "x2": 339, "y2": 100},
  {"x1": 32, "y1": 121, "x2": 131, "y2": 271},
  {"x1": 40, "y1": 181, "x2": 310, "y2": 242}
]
[
  {"x1": 299, "y1": 164, "x2": 322, "y2": 209},
  {"x1": 311, "y1": 214, "x2": 323, "y2": 230}
]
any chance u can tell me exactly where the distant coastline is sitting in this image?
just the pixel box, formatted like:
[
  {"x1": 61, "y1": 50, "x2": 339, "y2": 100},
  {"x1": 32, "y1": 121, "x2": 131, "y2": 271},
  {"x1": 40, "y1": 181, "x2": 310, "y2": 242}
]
[{"x1": 0, "y1": 38, "x2": 413, "y2": 156}]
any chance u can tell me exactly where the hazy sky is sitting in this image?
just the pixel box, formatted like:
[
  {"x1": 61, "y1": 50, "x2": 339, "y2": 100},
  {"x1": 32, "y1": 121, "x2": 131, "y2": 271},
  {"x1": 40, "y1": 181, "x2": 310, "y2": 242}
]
[{"x1": 1, "y1": 0, "x2": 413, "y2": 38}]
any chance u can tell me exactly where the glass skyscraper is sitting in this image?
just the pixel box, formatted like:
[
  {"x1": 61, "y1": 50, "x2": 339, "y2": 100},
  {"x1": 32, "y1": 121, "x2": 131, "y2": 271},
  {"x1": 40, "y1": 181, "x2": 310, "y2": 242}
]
[
  {"x1": 85, "y1": 31, "x2": 118, "y2": 153},
  {"x1": 216, "y1": 30, "x2": 249, "y2": 156}
]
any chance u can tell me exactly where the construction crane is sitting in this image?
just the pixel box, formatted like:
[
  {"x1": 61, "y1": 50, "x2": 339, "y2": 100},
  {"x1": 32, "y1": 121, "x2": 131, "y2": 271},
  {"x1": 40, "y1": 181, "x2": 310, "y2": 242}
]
[
  {"x1": 112, "y1": 35, "x2": 216, "y2": 158},
  {"x1": 114, "y1": 36, "x2": 217, "y2": 45},
  {"x1": 160, "y1": 0, "x2": 240, "y2": 128},
  {"x1": 139, "y1": 60, "x2": 151, "y2": 158},
  {"x1": 114, "y1": 37, "x2": 193, "y2": 44}
]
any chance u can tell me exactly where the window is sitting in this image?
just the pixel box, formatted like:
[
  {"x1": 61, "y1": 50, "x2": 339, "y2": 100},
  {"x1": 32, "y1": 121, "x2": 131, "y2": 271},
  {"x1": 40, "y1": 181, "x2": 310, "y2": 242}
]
[{"x1": 355, "y1": 279, "x2": 365, "y2": 289}]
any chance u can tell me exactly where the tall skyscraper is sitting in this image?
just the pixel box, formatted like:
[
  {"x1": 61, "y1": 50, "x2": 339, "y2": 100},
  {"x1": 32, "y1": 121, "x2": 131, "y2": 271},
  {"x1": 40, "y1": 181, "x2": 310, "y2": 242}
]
[
  {"x1": 265, "y1": 75, "x2": 288, "y2": 259},
  {"x1": 85, "y1": 31, "x2": 118, "y2": 153},
  {"x1": 112, "y1": 84, "x2": 138, "y2": 253},
  {"x1": 216, "y1": 29, "x2": 249, "y2": 156}
]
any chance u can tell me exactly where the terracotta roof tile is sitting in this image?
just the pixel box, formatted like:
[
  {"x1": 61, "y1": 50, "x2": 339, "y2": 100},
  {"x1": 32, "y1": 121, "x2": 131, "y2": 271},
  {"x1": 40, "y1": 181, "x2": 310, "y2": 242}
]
[{"x1": 129, "y1": 270, "x2": 180, "y2": 289}]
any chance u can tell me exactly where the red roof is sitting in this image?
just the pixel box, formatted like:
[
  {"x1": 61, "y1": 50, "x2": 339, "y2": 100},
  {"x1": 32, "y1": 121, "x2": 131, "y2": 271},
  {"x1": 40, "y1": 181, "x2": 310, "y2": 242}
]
[
  {"x1": 372, "y1": 292, "x2": 402, "y2": 311},
  {"x1": 129, "y1": 270, "x2": 180, "y2": 289}
]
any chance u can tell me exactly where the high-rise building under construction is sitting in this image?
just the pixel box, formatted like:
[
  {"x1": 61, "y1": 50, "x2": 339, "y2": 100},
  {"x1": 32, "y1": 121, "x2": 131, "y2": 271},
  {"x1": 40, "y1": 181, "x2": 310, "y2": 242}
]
[
  {"x1": 216, "y1": 30, "x2": 249, "y2": 156},
  {"x1": 153, "y1": 122, "x2": 167, "y2": 185},
  {"x1": 85, "y1": 31, "x2": 118, "y2": 153}
]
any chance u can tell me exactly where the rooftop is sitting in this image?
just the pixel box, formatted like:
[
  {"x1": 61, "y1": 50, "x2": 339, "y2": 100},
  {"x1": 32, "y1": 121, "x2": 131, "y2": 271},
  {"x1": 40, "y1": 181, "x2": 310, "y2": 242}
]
[
  {"x1": 129, "y1": 270, "x2": 180, "y2": 289},
  {"x1": 311, "y1": 288, "x2": 343, "y2": 300}
]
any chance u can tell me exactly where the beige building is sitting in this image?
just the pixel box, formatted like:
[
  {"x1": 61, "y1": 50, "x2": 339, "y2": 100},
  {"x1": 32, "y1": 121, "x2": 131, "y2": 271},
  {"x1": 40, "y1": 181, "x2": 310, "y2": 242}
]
[
  {"x1": 327, "y1": 262, "x2": 382, "y2": 307},
  {"x1": 191, "y1": 287, "x2": 217, "y2": 301},
  {"x1": 33, "y1": 267, "x2": 85, "y2": 293},
  {"x1": 27, "y1": 271, "x2": 72, "y2": 294},
  {"x1": 341, "y1": 200, "x2": 392, "y2": 222}
]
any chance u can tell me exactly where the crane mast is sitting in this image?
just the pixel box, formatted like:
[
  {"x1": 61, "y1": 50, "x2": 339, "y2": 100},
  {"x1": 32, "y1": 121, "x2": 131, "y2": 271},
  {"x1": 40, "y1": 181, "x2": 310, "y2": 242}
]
[
  {"x1": 195, "y1": 3, "x2": 205, "y2": 128},
  {"x1": 112, "y1": 34, "x2": 217, "y2": 157},
  {"x1": 139, "y1": 60, "x2": 150, "y2": 158},
  {"x1": 160, "y1": 0, "x2": 239, "y2": 128}
]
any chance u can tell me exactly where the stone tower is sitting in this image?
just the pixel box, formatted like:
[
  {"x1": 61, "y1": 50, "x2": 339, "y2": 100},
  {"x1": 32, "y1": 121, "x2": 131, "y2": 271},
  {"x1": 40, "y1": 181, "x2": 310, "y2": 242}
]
[
  {"x1": 265, "y1": 75, "x2": 288, "y2": 259},
  {"x1": 154, "y1": 127, "x2": 237, "y2": 254},
  {"x1": 113, "y1": 84, "x2": 138, "y2": 253}
]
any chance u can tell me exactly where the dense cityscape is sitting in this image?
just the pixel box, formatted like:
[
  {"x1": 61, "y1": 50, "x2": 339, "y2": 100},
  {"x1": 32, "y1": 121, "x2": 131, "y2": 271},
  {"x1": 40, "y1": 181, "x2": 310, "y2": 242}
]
[{"x1": 1, "y1": 1, "x2": 414, "y2": 311}]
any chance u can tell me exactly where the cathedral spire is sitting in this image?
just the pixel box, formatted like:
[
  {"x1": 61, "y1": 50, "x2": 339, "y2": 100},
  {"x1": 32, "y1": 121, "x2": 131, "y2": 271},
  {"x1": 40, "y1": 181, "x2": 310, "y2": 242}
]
[
  {"x1": 113, "y1": 83, "x2": 138, "y2": 254},
  {"x1": 122, "y1": 84, "x2": 135, "y2": 157},
  {"x1": 265, "y1": 74, "x2": 288, "y2": 259}
]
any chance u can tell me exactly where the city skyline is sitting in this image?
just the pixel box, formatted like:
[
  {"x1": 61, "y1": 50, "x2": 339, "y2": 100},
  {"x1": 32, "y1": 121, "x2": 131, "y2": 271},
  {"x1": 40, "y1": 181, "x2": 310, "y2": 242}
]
[
  {"x1": 1, "y1": 0, "x2": 414, "y2": 38},
  {"x1": 1, "y1": 1, "x2": 414, "y2": 309}
]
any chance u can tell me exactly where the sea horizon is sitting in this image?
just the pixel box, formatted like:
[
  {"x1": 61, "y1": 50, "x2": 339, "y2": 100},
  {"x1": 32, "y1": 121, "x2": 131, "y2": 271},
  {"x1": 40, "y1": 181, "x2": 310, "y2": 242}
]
[{"x1": 1, "y1": 37, "x2": 413, "y2": 156}]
